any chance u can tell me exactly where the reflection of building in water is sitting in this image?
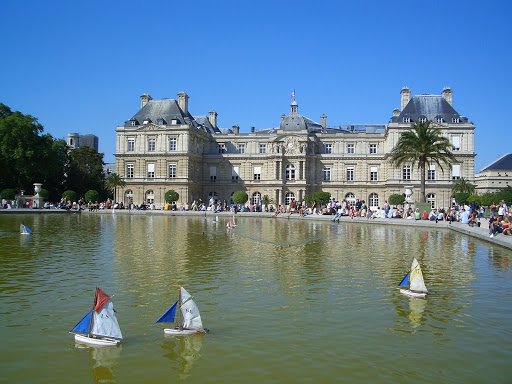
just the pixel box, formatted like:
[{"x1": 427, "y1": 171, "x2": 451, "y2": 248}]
[
  {"x1": 161, "y1": 335, "x2": 203, "y2": 379},
  {"x1": 487, "y1": 247, "x2": 511, "y2": 272}
]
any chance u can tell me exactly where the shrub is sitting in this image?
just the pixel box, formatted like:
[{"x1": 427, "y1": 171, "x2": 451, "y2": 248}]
[
  {"x1": 232, "y1": 191, "x2": 248, "y2": 205},
  {"x1": 388, "y1": 193, "x2": 405, "y2": 206},
  {"x1": 0, "y1": 188, "x2": 16, "y2": 200},
  {"x1": 84, "y1": 190, "x2": 99, "y2": 203},
  {"x1": 164, "y1": 190, "x2": 179, "y2": 203},
  {"x1": 38, "y1": 188, "x2": 50, "y2": 201},
  {"x1": 454, "y1": 192, "x2": 470, "y2": 205},
  {"x1": 62, "y1": 190, "x2": 77, "y2": 203},
  {"x1": 312, "y1": 191, "x2": 330, "y2": 206}
]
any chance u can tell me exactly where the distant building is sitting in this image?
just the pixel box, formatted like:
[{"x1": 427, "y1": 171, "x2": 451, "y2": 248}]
[
  {"x1": 475, "y1": 153, "x2": 512, "y2": 193},
  {"x1": 67, "y1": 133, "x2": 99, "y2": 152},
  {"x1": 114, "y1": 88, "x2": 475, "y2": 209}
]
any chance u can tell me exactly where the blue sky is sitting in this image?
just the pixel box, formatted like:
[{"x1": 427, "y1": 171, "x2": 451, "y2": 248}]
[{"x1": 2, "y1": 0, "x2": 510, "y2": 171}]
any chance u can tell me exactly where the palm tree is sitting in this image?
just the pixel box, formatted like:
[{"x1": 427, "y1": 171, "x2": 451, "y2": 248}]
[
  {"x1": 105, "y1": 173, "x2": 126, "y2": 202},
  {"x1": 390, "y1": 120, "x2": 456, "y2": 203},
  {"x1": 451, "y1": 177, "x2": 475, "y2": 195}
]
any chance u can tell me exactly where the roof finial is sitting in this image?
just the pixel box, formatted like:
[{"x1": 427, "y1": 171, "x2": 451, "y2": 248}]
[{"x1": 290, "y1": 89, "x2": 295, "y2": 101}]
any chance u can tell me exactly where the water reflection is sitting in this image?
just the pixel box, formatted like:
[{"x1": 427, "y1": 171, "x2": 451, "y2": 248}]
[
  {"x1": 161, "y1": 335, "x2": 203, "y2": 379},
  {"x1": 75, "y1": 344, "x2": 122, "y2": 383},
  {"x1": 407, "y1": 297, "x2": 427, "y2": 328}
]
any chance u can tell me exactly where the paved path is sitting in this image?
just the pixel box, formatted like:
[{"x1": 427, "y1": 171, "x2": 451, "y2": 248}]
[{"x1": 2, "y1": 208, "x2": 511, "y2": 250}]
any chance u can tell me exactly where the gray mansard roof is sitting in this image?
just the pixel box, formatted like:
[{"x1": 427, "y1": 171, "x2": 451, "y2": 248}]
[
  {"x1": 391, "y1": 95, "x2": 468, "y2": 123},
  {"x1": 480, "y1": 153, "x2": 512, "y2": 172},
  {"x1": 125, "y1": 99, "x2": 221, "y2": 133}
]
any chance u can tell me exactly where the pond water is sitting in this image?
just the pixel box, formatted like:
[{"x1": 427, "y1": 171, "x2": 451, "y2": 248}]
[{"x1": 0, "y1": 213, "x2": 511, "y2": 383}]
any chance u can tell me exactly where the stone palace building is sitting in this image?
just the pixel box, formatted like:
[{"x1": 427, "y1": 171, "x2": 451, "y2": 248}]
[{"x1": 114, "y1": 87, "x2": 475, "y2": 210}]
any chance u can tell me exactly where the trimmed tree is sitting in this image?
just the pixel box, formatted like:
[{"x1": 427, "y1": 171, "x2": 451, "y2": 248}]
[
  {"x1": 62, "y1": 190, "x2": 77, "y2": 203},
  {"x1": 388, "y1": 193, "x2": 406, "y2": 206},
  {"x1": 312, "y1": 191, "x2": 331, "y2": 206},
  {"x1": 38, "y1": 188, "x2": 50, "y2": 201},
  {"x1": 85, "y1": 189, "x2": 99, "y2": 203},
  {"x1": 232, "y1": 191, "x2": 248, "y2": 205},
  {"x1": 164, "y1": 190, "x2": 179, "y2": 203},
  {"x1": 0, "y1": 188, "x2": 16, "y2": 200},
  {"x1": 454, "y1": 192, "x2": 470, "y2": 205}
]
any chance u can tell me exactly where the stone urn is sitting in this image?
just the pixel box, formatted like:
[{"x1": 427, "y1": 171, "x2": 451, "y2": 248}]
[
  {"x1": 33, "y1": 183, "x2": 43, "y2": 209},
  {"x1": 404, "y1": 186, "x2": 413, "y2": 204}
]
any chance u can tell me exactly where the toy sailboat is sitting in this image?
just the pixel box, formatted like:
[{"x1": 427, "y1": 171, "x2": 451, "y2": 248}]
[
  {"x1": 70, "y1": 287, "x2": 123, "y2": 346},
  {"x1": 155, "y1": 287, "x2": 207, "y2": 335},
  {"x1": 20, "y1": 224, "x2": 32, "y2": 235},
  {"x1": 399, "y1": 258, "x2": 428, "y2": 298}
]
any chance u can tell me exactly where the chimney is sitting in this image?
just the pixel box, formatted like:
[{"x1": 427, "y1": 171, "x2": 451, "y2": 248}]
[
  {"x1": 140, "y1": 93, "x2": 152, "y2": 109},
  {"x1": 208, "y1": 111, "x2": 218, "y2": 129},
  {"x1": 320, "y1": 113, "x2": 327, "y2": 128},
  {"x1": 400, "y1": 87, "x2": 410, "y2": 110},
  {"x1": 442, "y1": 87, "x2": 453, "y2": 105},
  {"x1": 250, "y1": 126, "x2": 255, "y2": 133},
  {"x1": 177, "y1": 91, "x2": 189, "y2": 114},
  {"x1": 232, "y1": 125, "x2": 240, "y2": 135}
]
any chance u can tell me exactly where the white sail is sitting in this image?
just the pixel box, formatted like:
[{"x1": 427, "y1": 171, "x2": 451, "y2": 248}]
[
  {"x1": 409, "y1": 258, "x2": 428, "y2": 293},
  {"x1": 91, "y1": 300, "x2": 123, "y2": 339},
  {"x1": 180, "y1": 287, "x2": 203, "y2": 330}
]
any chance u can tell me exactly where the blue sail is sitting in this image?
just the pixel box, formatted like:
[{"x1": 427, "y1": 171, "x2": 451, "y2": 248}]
[
  {"x1": 399, "y1": 272, "x2": 410, "y2": 287},
  {"x1": 155, "y1": 301, "x2": 178, "y2": 324},
  {"x1": 70, "y1": 311, "x2": 92, "y2": 334}
]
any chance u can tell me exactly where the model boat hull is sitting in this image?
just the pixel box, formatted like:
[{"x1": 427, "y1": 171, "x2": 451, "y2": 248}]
[
  {"x1": 164, "y1": 328, "x2": 204, "y2": 336},
  {"x1": 74, "y1": 333, "x2": 121, "y2": 346},
  {"x1": 399, "y1": 288, "x2": 427, "y2": 298}
]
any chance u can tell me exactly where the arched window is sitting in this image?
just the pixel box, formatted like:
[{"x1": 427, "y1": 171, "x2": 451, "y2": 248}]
[
  {"x1": 286, "y1": 164, "x2": 296, "y2": 180},
  {"x1": 345, "y1": 192, "x2": 356, "y2": 205},
  {"x1": 252, "y1": 192, "x2": 261, "y2": 206},
  {"x1": 368, "y1": 193, "x2": 379, "y2": 208},
  {"x1": 427, "y1": 193, "x2": 436, "y2": 209},
  {"x1": 285, "y1": 192, "x2": 295, "y2": 206},
  {"x1": 146, "y1": 190, "x2": 154, "y2": 204}
]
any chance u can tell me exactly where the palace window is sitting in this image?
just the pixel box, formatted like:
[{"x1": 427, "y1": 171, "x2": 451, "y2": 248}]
[
  {"x1": 347, "y1": 143, "x2": 355, "y2": 154},
  {"x1": 238, "y1": 143, "x2": 246, "y2": 154},
  {"x1": 168, "y1": 137, "x2": 177, "y2": 151},
  {"x1": 127, "y1": 137, "x2": 135, "y2": 152},
  {"x1": 403, "y1": 165, "x2": 411, "y2": 180},
  {"x1": 346, "y1": 167, "x2": 354, "y2": 181},
  {"x1": 232, "y1": 166, "x2": 239, "y2": 182},
  {"x1": 218, "y1": 143, "x2": 226, "y2": 154},
  {"x1": 146, "y1": 190, "x2": 154, "y2": 204},
  {"x1": 345, "y1": 193, "x2": 356, "y2": 205},
  {"x1": 325, "y1": 143, "x2": 332, "y2": 154},
  {"x1": 254, "y1": 166, "x2": 261, "y2": 180},
  {"x1": 452, "y1": 135, "x2": 461, "y2": 151},
  {"x1": 285, "y1": 192, "x2": 295, "y2": 206},
  {"x1": 428, "y1": 164, "x2": 436, "y2": 180},
  {"x1": 452, "y1": 164, "x2": 461, "y2": 180},
  {"x1": 369, "y1": 193, "x2": 379, "y2": 208},
  {"x1": 370, "y1": 166, "x2": 378, "y2": 181},
  {"x1": 452, "y1": 117, "x2": 460, "y2": 123},
  {"x1": 252, "y1": 192, "x2": 262, "y2": 206},
  {"x1": 147, "y1": 163, "x2": 155, "y2": 178},
  {"x1": 168, "y1": 163, "x2": 176, "y2": 178},
  {"x1": 127, "y1": 164, "x2": 134, "y2": 178},
  {"x1": 259, "y1": 143, "x2": 266, "y2": 154},
  {"x1": 210, "y1": 166, "x2": 217, "y2": 182},
  {"x1": 147, "y1": 137, "x2": 156, "y2": 152},
  {"x1": 286, "y1": 164, "x2": 296, "y2": 180},
  {"x1": 427, "y1": 193, "x2": 436, "y2": 209},
  {"x1": 403, "y1": 117, "x2": 410, "y2": 123},
  {"x1": 369, "y1": 144, "x2": 377, "y2": 154},
  {"x1": 323, "y1": 166, "x2": 331, "y2": 181}
]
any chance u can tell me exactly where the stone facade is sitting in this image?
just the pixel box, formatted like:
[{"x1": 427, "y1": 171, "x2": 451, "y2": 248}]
[
  {"x1": 115, "y1": 88, "x2": 475, "y2": 210},
  {"x1": 475, "y1": 153, "x2": 512, "y2": 193}
]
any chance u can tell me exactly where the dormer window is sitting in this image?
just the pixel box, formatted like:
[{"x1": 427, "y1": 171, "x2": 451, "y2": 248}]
[
  {"x1": 143, "y1": 120, "x2": 150, "y2": 125},
  {"x1": 129, "y1": 119, "x2": 137, "y2": 126},
  {"x1": 419, "y1": 116, "x2": 427, "y2": 123},
  {"x1": 436, "y1": 117, "x2": 443, "y2": 124},
  {"x1": 171, "y1": 119, "x2": 178, "y2": 125},
  {"x1": 403, "y1": 117, "x2": 410, "y2": 123},
  {"x1": 452, "y1": 117, "x2": 460, "y2": 123},
  {"x1": 157, "y1": 118, "x2": 165, "y2": 125}
]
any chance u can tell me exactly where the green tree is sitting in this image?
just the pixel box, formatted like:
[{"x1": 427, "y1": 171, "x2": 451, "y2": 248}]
[
  {"x1": 0, "y1": 188, "x2": 16, "y2": 200},
  {"x1": 232, "y1": 191, "x2": 248, "y2": 205},
  {"x1": 496, "y1": 186, "x2": 512, "y2": 204},
  {"x1": 451, "y1": 177, "x2": 476, "y2": 195},
  {"x1": 105, "y1": 173, "x2": 126, "y2": 200},
  {"x1": 0, "y1": 103, "x2": 68, "y2": 197},
  {"x1": 480, "y1": 192, "x2": 497, "y2": 207},
  {"x1": 85, "y1": 190, "x2": 100, "y2": 203},
  {"x1": 388, "y1": 193, "x2": 406, "y2": 206},
  {"x1": 467, "y1": 194, "x2": 481, "y2": 206},
  {"x1": 62, "y1": 190, "x2": 77, "y2": 203},
  {"x1": 262, "y1": 195, "x2": 274, "y2": 211},
  {"x1": 67, "y1": 146, "x2": 106, "y2": 198},
  {"x1": 454, "y1": 192, "x2": 470, "y2": 205},
  {"x1": 390, "y1": 120, "x2": 456, "y2": 202},
  {"x1": 38, "y1": 188, "x2": 50, "y2": 201},
  {"x1": 312, "y1": 191, "x2": 330, "y2": 206},
  {"x1": 164, "y1": 190, "x2": 179, "y2": 203}
]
